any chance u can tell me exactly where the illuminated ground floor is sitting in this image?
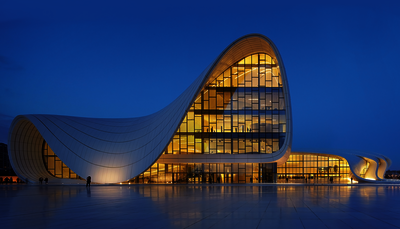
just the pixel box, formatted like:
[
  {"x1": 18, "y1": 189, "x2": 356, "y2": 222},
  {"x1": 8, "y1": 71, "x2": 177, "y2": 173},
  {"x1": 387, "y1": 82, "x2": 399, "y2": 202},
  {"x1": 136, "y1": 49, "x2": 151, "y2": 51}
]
[
  {"x1": 41, "y1": 142, "x2": 386, "y2": 184},
  {"x1": 124, "y1": 153, "x2": 352, "y2": 184}
]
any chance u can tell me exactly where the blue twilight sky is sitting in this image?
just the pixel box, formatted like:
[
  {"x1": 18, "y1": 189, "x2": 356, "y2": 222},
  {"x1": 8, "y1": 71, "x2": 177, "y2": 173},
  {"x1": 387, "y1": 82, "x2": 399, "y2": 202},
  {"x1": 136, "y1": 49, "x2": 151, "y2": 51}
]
[{"x1": 1, "y1": 1, "x2": 400, "y2": 168}]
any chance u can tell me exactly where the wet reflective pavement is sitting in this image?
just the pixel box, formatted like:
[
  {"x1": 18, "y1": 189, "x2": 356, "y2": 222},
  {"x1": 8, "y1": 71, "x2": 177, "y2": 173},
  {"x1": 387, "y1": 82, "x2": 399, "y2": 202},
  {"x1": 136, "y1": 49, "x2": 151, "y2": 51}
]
[{"x1": 2, "y1": 185, "x2": 400, "y2": 229}]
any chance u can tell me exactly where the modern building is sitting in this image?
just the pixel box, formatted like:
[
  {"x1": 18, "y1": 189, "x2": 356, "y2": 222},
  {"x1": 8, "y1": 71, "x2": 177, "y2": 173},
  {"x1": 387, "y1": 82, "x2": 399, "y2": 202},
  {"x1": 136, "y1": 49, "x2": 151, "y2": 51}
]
[{"x1": 8, "y1": 34, "x2": 392, "y2": 184}]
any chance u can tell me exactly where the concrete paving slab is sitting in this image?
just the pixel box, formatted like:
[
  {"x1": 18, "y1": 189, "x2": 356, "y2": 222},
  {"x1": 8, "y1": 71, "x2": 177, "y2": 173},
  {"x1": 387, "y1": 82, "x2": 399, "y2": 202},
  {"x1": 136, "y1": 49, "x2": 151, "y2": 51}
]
[{"x1": 2, "y1": 184, "x2": 400, "y2": 228}]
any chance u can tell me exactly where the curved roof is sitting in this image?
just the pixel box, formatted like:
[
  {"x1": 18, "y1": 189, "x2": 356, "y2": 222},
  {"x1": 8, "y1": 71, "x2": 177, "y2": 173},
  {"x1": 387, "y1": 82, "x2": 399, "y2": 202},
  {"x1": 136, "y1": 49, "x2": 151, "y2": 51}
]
[{"x1": 8, "y1": 34, "x2": 293, "y2": 183}]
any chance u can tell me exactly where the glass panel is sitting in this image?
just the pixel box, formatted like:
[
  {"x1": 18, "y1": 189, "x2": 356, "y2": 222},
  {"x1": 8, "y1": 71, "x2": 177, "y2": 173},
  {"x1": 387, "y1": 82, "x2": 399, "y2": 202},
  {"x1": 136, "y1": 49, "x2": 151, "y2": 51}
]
[
  {"x1": 48, "y1": 147, "x2": 55, "y2": 155},
  {"x1": 252, "y1": 54, "x2": 258, "y2": 64},
  {"x1": 188, "y1": 135, "x2": 194, "y2": 153},
  {"x1": 180, "y1": 135, "x2": 187, "y2": 149},
  {"x1": 48, "y1": 157, "x2": 54, "y2": 170},
  {"x1": 63, "y1": 168, "x2": 70, "y2": 178},
  {"x1": 56, "y1": 160, "x2": 62, "y2": 175},
  {"x1": 195, "y1": 115, "x2": 202, "y2": 131},
  {"x1": 210, "y1": 98, "x2": 216, "y2": 109},
  {"x1": 217, "y1": 93, "x2": 223, "y2": 107}
]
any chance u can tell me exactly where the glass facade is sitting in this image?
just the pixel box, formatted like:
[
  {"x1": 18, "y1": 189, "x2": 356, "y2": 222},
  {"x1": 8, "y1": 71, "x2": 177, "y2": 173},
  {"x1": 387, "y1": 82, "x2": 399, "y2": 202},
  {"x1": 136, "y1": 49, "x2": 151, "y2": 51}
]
[
  {"x1": 277, "y1": 154, "x2": 351, "y2": 184},
  {"x1": 163, "y1": 53, "x2": 286, "y2": 156},
  {"x1": 41, "y1": 143, "x2": 355, "y2": 184},
  {"x1": 42, "y1": 142, "x2": 81, "y2": 179},
  {"x1": 126, "y1": 154, "x2": 351, "y2": 184},
  {"x1": 126, "y1": 53, "x2": 287, "y2": 184},
  {"x1": 128, "y1": 163, "x2": 276, "y2": 184}
]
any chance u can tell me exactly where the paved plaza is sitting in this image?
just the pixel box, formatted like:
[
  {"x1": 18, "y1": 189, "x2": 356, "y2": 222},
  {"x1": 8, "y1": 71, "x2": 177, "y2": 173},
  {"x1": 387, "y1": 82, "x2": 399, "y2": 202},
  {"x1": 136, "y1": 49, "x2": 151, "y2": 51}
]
[{"x1": 2, "y1": 184, "x2": 400, "y2": 229}]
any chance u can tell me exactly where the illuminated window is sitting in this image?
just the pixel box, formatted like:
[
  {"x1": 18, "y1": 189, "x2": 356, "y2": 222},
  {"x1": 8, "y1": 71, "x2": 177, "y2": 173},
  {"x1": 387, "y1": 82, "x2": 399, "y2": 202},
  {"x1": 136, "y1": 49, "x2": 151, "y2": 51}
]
[
  {"x1": 128, "y1": 53, "x2": 289, "y2": 184},
  {"x1": 277, "y1": 154, "x2": 350, "y2": 184},
  {"x1": 42, "y1": 141, "x2": 81, "y2": 180}
]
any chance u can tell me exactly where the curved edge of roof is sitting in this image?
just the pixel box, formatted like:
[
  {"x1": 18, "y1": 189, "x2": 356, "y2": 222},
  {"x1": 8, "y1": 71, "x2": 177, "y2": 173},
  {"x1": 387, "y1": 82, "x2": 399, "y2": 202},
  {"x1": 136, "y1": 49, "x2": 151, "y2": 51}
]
[{"x1": 8, "y1": 34, "x2": 292, "y2": 184}]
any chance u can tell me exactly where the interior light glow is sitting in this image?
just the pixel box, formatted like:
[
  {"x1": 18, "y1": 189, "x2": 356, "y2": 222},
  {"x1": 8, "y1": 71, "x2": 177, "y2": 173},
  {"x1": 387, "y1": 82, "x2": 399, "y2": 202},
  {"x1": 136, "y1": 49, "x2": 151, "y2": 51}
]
[
  {"x1": 235, "y1": 69, "x2": 252, "y2": 80},
  {"x1": 364, "y1": 178, "x2": 376, "y2": 181}
]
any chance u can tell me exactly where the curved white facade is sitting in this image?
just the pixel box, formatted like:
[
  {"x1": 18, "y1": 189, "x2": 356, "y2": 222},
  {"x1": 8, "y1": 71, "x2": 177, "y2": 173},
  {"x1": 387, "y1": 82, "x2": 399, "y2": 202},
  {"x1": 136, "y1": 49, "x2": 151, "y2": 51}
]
[{"x1": 8, "y1": 34, "x2": 293, "y2": 184}]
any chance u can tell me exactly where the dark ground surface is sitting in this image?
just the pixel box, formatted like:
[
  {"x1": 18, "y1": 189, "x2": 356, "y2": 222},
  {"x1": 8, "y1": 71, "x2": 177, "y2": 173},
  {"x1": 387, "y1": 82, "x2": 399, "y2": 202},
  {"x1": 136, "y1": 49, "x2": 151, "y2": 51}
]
[{"x1": 2, "y1": 184, "x2": 400, "y2": 229}]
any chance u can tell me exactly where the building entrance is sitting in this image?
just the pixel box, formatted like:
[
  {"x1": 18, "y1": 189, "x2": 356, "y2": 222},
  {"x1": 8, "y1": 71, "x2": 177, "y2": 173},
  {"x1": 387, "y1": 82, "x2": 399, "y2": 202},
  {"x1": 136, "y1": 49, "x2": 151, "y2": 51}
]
[{"x1": 260, "y1": 163, "x2": 277, "y2": 183}]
